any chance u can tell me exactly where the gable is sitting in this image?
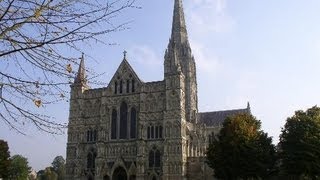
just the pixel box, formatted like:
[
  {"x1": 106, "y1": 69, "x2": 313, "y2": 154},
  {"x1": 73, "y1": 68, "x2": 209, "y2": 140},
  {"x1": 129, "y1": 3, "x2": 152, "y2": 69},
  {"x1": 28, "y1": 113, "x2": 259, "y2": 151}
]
[{"x1": 106, "y1": 59, "x2": 142, "y2": 94}]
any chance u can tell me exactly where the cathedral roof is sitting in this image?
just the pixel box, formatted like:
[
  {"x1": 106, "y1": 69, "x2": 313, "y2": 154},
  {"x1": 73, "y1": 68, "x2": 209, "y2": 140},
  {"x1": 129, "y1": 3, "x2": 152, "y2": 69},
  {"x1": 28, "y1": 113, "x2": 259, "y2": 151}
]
[{"x1": 198, "y1": 106, "x2": 251, "y2": 127}]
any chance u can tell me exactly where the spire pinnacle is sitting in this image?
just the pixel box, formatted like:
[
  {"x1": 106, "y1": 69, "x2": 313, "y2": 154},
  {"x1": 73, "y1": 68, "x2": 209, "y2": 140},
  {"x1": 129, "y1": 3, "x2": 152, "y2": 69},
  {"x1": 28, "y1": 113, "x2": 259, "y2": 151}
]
[
  {"x1": 247, "y1": 101, "x2": 251, "y2": 114},
  {"x1": 74, "y1": 53, "x2": 87, "y2": 85},
  {"x1": 171, "y1": 0, "x2": 188, "y2": 44}
]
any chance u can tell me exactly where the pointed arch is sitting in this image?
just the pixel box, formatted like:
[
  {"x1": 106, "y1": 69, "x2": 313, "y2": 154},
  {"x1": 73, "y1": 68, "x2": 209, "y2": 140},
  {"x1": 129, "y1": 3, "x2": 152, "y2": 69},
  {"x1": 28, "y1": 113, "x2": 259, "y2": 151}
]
[
  {"x1": 155, "y1": 149, "x2": 161, "y2": 167},
  {"x1": 87, "y1": 130, "x2": 90, "y2": 142},
  {"x1": 126, "y1": 79, "x2": 130, "y2": 93},
  {"x1": 149, "y1": 150, "x2": 154, "y2": 168},
  {"x1": 131, "y1": 79, "x2": 135, "y2": 92},
  {"x1": 114, "y1": 81, "x2": 118, "y2": 94},
  {"x1": 155, "y1": 126, "x2": 159, "y2": 139},
  {"x1": 112, "y1": 166, "x2": 127, "y2": 180},
  {"x1": 159, "y1": 126, "x2": 163, "y2": 138},
  {"x1": 148, "y1": 147, "x2": 161, "y2": 168},
  {"x1": 147, "y1": 126, "x2": 151, "y2": 139},
  {"x1": 111, "y1": 109, "x2": 117, "y2": 139},
  {"x1": 151, "y1": 126, "x2": 154, "y2": 139},
  {"x1": 120, "y1": 102, "x2": 128, "y2": 139},
  {"x1": 130, "y1": 107, "x2": 137, "y2": 139},
  {"x1": 120, "y1": 80, "x2": 123, "y2": 94},
  {"x1": 87, "y1": 149, "x2": 97, "y2": 171}
]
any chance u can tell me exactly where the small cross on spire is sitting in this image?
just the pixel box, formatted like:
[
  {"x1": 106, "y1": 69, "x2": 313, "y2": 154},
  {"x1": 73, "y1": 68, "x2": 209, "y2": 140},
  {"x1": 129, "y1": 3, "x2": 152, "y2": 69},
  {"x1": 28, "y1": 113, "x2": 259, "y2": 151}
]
[{"x1": 123, "y1": 50, "x2": 127, "y2": 59}]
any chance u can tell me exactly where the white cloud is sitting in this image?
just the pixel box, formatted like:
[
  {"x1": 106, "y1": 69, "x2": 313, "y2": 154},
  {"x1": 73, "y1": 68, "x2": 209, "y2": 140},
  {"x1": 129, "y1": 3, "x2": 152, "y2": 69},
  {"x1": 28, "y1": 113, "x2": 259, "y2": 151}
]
[
  {"x1": 185, "y1": 0, "x2": 235, "y2": 34},
  {"x1": 182, "y1": 0, "x2": 235, "y2": 77},
  {"x1": 191, "y1": 41, "x2": 222, "y2": 74},
  {"x1": 128, "y1": 45, "x2": 162, "y2": 66}
]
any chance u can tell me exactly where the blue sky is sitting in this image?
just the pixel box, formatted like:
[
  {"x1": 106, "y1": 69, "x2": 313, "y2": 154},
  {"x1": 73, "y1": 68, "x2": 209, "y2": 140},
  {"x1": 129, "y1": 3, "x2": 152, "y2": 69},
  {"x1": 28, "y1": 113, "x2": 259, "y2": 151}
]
[{"x1": 1, "y1": 0, "x2": 320, "y2": 171}]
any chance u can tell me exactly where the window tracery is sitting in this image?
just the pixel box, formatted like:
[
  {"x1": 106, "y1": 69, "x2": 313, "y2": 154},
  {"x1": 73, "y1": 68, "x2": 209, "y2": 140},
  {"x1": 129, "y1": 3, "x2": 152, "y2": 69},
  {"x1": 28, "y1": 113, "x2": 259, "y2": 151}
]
[{"x1": 149, "y1": 147, "x2": 161, "y2": 168}]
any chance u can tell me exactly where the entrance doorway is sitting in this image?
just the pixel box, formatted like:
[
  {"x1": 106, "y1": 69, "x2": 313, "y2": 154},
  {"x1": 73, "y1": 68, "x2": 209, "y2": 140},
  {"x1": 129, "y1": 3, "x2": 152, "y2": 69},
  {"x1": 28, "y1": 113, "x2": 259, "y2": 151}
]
[{"x1": 112, "y1": 167, "x2": 127, "y2": 180}]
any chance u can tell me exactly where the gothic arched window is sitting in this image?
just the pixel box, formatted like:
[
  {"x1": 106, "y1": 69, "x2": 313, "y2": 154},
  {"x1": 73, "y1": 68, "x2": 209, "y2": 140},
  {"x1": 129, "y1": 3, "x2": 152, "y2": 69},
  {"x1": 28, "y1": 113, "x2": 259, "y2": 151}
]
[
  {"x1": 119, "y1": 80, "x2": 123, "y2": 94},
  {"x1": 87, "y1": 150, "x2": 96, "y2": 170},
  {"x1": 90, "y1": 129, "x2": 94, "y2": 141},
  {"x1": 114, "y1": 81, "x2": 118, "y2": 94},
  {"x1": 87, "y1": 130, "x2": 90, "y2": 142},
  {"x1": 87, "y1": 153, "x2": 93, "y2": 169},
  {"x1": 149, "y1": 150, "x2": 154, "y2": 167},
  {"x1": 130, "y1": 108, "x2": 137, "y2": 139},
  {"x1": 132, "y1": 79, "x2": 135, "y2": 93},
  {"x1": 120, "y1": 102, "x2": 128, "y2": 139},
  {"x1": 159, "y1": 126, "x2": 163, "y2": 138},
  {"x1": 111, "y1": 109, "x2": 117, "y2": 139},
  {"x1": 126, "y1": 79, "x2": 130, "y2": 93},
  {"x1": 149, "y1": 148, "x2": 161, "y2": 168},
  {"x1": 155, "y1": 149, "x2": 161, "y2": 167},
  {"x1": 151, "y1": 126, "x2": 154, "y2": 139},
  {"x1": 86, "y1": 129, "x2": 98, "y2": 142},
  {"x1": 93, "y1": 130, "x2": 97, "y2": 141},
  {"x1": 147, "y1": 126, "x2": 151, "y2": 139},
  {"x1": 155, "y1": 126, "x2": 159, "y2": 139}
]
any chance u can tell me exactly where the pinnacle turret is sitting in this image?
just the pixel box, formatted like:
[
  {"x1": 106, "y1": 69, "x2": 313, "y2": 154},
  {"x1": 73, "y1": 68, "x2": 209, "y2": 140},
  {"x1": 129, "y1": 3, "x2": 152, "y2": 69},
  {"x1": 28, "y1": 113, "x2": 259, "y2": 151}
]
[{"x1": 74, "y1": 53, "x2": 87, "y2": 85}]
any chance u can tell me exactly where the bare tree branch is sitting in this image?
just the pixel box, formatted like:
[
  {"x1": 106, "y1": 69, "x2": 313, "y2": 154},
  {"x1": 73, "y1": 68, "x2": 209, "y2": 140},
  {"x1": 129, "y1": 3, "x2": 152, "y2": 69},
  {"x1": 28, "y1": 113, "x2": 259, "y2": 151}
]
[{"x1": 0, "y1": 0, "x2": 139, "y2": 134}]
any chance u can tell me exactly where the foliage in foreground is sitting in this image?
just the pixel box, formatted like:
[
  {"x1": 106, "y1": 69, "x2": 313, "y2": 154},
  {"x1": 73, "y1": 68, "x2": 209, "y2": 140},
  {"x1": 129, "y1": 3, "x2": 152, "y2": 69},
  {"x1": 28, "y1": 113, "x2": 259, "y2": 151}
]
[
  {"x1": 37, "y1": 155, "x2": 66, "y2": 180},
  {"x1": 207, "y1": 113, "x2": 277, "y2": 179},
  {"x1": 279, "y1": 106, "x2": 320, "y2": 179},
  {"x1": 0, "y1": 139, "x2": 10, "y2": 179},
  {"x1": 8, "y1": 154, "x2": 31, "y2": 180}
]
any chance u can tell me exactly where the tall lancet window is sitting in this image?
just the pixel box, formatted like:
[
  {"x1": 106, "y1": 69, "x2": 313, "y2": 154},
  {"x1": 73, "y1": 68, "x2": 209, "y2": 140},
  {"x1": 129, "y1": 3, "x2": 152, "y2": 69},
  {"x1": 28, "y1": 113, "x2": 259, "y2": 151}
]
[
  {"x1": 114, "y1": 81, "x2": 118, "y2": 94},
  {"x1": 149, "y1": 147, "x2": 161, "y2": 168},
  {"x1": 126, "y1": 79, "x2": 130, "y2": 93},
  {"x1": 87, "y1": 149, "x2": 96, "y2": 170},
  {"x1": 111, "y1": 109, "x2": 117, "y2": 139},
  {"x1": 130, "y1": 108, "x2": 137, "y2": 139},
  {"x1": 120, "y1": 102, "x2": 128, "y2": 139},
  {"x1": 119, "y1": 80, "x2": 123, "y2": 94},
  {"x1": 131, "y1": 79, "x2": 135, "y2": 93}
]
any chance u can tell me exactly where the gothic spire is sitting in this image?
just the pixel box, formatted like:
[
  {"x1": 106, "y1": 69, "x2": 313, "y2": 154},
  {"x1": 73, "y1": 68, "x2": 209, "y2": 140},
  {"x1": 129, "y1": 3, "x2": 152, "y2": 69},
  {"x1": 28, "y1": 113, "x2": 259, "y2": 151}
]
[
  {"x1": 74, "y1": 53, "x2": 87, "y2": 85},
  {"x1": 171, "y1": 0, "x2": 188, "y2": 44}
]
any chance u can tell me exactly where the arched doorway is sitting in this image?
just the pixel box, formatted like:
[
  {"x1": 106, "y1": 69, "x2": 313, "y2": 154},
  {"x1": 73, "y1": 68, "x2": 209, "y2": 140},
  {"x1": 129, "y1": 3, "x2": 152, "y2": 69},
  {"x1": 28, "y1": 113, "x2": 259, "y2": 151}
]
[{"x1": 112, "y1": 167, "x2": 127, "y2": 180}]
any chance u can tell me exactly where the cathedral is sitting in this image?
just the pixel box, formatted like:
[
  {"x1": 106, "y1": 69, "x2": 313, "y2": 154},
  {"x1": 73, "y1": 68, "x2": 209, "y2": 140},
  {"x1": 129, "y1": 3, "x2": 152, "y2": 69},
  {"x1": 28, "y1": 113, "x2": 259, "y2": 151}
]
[{"x1": 65, "y1": 0, "x2": 250, "y2": 179}]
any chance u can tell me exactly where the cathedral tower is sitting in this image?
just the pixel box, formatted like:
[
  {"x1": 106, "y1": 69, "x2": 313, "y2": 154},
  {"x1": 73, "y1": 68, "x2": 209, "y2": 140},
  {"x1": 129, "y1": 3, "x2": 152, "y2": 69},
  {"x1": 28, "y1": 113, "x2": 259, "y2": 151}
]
[{"x1": 164, "y1": 0, "x2": 198, "y2": 123}]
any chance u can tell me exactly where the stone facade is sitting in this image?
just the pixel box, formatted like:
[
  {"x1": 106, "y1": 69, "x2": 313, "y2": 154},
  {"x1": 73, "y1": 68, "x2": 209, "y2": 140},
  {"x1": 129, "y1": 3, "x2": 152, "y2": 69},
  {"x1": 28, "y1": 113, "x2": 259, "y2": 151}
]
[{"x1": 65, "y1": 0, "x2": 250, "y2": 180}]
